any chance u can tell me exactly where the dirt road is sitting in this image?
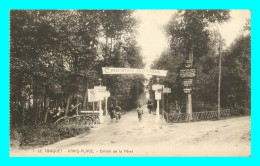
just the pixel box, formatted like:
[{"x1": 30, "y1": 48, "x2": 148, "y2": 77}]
[{"x1": 11, "y1": 106, "x2": 251, "y2": 157}]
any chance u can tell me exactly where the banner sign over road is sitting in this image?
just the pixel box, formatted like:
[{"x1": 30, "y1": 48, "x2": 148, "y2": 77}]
[{"x1": 102, "y1": 67, "x2": 167, "y2": 76}]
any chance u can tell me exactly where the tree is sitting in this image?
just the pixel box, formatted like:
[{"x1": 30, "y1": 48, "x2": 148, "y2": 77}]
[
  {"x1": 152, "y1": 10, "x2": 231, "y2": 112},
  {"x1": 221, "y1": 19, "x2": 251, "y2": 112},
  {"x1": 166, "y1": 10, "x2": 230, "y2": 60},
  {"x1": 10, "y1": 10, "x2": 145, "y2": 126}
]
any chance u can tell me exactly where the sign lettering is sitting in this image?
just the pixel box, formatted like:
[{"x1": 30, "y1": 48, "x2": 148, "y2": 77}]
[
  {"x1": 94, "y1": 86, "x2": 107, "y2": 92},
  {"x1": 102, "y1": 67, "x2": 167, "y2": 76},
  {"x1": 180, "y1": 68, "x2": 196, "y2": 78},
  {"x1": 163, "y1": 88, "x2": 171, "y2": 93},
  {"x1": 152, "y1": 84, "x2": 163, "y2": 91},
  {"x1": 183, "y1": 79, "x2": 193, "y2": 86}
]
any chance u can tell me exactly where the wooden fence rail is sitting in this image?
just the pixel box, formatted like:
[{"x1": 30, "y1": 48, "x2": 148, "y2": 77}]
[
  {"x1": 54, "y1": 114, "x2": 97, "y2": 126},
  {"x1": 164, "y1": 112, "x2": 190, "y2": 123},
  {"x1": 164, "y1": 109, "x2": 230, "y2": 123}
]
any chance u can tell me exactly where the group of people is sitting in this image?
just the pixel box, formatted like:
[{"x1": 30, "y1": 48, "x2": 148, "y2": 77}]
[
  {"x1": 108, "y1": 103, "x2": 122, "y2": 122},
  {"x1": 137, "y1": 100, "x2": 153, "y2": 121},
  {"x1": 106, "y1": 100, "x2": 155, "y2": 122},
  {"x1": 50, "y1": 100, "x2": 154, "y2": 123}
]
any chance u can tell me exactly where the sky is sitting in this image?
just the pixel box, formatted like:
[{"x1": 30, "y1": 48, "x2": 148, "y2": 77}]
[{"x1": 134, "y1": 10, "x2": 251, "y2": 69}]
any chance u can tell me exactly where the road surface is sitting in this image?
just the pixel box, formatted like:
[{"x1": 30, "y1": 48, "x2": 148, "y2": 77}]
[{"x1": 11, "y1": 106, "x2": 251, "y2": 157}]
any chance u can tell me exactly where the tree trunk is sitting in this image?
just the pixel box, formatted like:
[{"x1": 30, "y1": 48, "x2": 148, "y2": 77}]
[
  {"x1": 28, "y1": 89, "x2": 31, "y2": 109},
  {"x1": 65, "y1": 94, "x2": 72, "y2": 116},
  {"x1": 22, "y1": 104, "x2": 25, "y2": 127},
  {"x1": 110, "y1": 37, "x2": 113, "y2": 56},
  {"x1": 38, "y1": 97, "x2": 43, "y2": 123},
  {"x1": 43, "y1": 95, "x2": 50, "y2": 123},
  {"x1": 83, "y1": 83, "x2": 88, "y2": 110},
  {"x1": 217, "y1": 46, "x2": 222, "y2": 119},
  {"x1": 105, "y1": 36, "x2": 108, "y2": 59},
  {"x1": 135, "y1": 83, "x2": 139, "y2": 107},
  {"x1": 33, "y1": 86, "x2": 38, "y2": 125}
]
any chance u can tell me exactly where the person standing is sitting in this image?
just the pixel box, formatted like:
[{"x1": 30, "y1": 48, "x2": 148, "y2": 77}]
[
  {"x1": 137, "y1": 104, "x2": 143, "y2": 122},
  {"x1": 147, "y1": 100, "x2": 152, "y2": 114},
  {"x1": 108, "y1": 103, "x2": 115, "y2": 121}
]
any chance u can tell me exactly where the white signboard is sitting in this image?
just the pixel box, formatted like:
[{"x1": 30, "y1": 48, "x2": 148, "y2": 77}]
[
  {"x1": 104, "y1": 91, "x2": 110, "y2": 99},
  {"x1": 88, "y1": 87, "x2": 107, "y2": 102},
  {"x1": 155, "y1": 91, "x2": 161, "y2": 100},
  {"x1": 180, "y1": 68, "x2": 196, "y2": 78},
  {"x1": 96, "y1": 92, "x2": 104, "y2": 101},
  {"x1": 163, "y1": 88, "x2": 171, "y2": 93},
  {"x1": 183, "y1": 88, "x2": 192, "y2": 94},
  {"x1": 88, "y1": 89, "x2": 98, "y2": 102},
  {"x1": 183, "y1": 79, "x2": 193, "y2": 86},
  {"x1": 152, "y1": 84, "x2": 163, "y2": 91},
  {"x1": 94, "y1": 86, "x2": 106, "y2": 92},
  {"x1": 102, "y1": 67, "x2": 167, "y2": 76},
  {"x1": 106, "y1": 91, "x2": 110, "y2": 97}
]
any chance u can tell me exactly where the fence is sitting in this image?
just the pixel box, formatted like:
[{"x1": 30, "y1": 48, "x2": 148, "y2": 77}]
[
  {"x1": 54, "y1": 111, "x2": 100, "y2": 126},
  {"x1": 164, "y1": 112, "x2": 190, "y2": 123},
  {"x1": 164, "y1": 109, "x2": 230, "y2": 123}
]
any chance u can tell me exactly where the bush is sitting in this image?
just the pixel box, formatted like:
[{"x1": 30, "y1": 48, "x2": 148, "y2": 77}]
[
  {"x1": 230, "y1": 105, "x2": 251, "y2": 116},
  {"x1": 10, "y1": 123, "x2": 90, "y2": 149},
  {"x1": 10, "y1": 128, "x2": 22, "y2": 148}
]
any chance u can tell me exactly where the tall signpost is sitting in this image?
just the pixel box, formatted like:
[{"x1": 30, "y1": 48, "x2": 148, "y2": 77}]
[
  {"x1": 217, "y1": 46, "x2": 222, "y2": 120},
  {"x1": 161, "y1": 85, "x2": 164, "y2": 120},
  {"x1": 152, "y1": 78, "x2": 162, "y2": 123},
  {"x1": 88, "y1": 88, "x2": 98, "y2": 126},
  {"x1": 88, "y1": 86, "x2": 109, "y2": 123},
  {"x1": 180, "y1": 60, "x2": 196, "y2": 121},
  {"x1": 94, "y1": 78, "x2": 106, "y2": 124},
  {"x1": 104, "y1": 91, "x2": 110, "y2": 116},
  {"x1": 88, "y1": 89, "x2": 97, "y2": 108},
  {"x1": 163, "y1": 87, "x2": 171, "y2": 115}
]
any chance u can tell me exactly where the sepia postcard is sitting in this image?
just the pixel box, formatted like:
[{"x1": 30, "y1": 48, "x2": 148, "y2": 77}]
[{"x1": 9, "y1": 9, "x2": 251, "y2": 157}]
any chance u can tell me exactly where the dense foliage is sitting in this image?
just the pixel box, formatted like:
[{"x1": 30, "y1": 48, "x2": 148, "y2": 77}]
[
  {"x1": 10, "y1": 10, "x2": 145, "y2": 127},
  {"x1": 152, "y1": 10, "x2": 250, "y2": 114},
  {"x1": 10, "y1": 123, "x2": 90, "y2": 148}
]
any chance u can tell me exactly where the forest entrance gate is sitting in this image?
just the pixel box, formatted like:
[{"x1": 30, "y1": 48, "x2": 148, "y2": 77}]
[{"x1": 102, "y1": 67, "x2": 168, "y2": 122}]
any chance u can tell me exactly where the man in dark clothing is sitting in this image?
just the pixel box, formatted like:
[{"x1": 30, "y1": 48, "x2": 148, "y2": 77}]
[
  {"x1": 108, "y1": 103, "x2": 115, "y2": 120},
  {"x1": 147, "y1": 100, "x2": 152, "y2": 114}
]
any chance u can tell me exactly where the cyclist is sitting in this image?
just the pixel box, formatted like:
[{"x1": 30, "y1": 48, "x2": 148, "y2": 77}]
[{"x1": 115, "y1": 104, "x2": 122, "y2": 122}]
